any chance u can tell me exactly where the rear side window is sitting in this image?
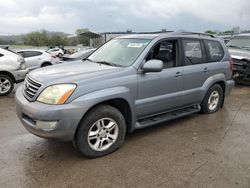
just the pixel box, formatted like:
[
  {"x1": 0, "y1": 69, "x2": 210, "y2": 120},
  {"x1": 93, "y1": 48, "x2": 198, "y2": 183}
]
[
  {"x1": 0, "y1": 53, "x2": 3, "y2": 57},
  {"x1": 205, "y1": 40, "x2": 224, "y2": 62},
  {"x1": 182, "y1": 40, "x2": 203, "y2": 65},
  {"x1": 21, "y1": 51, "x2": 43, "y2": 58}
]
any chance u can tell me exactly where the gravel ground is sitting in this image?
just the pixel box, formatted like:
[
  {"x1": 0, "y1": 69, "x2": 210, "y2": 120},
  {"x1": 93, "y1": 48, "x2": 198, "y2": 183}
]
[{"x1": 0, "y1": 85, "x2": 250, "y2": 188}]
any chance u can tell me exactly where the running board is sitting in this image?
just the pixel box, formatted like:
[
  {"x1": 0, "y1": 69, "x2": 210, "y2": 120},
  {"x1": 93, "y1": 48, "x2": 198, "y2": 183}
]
[{"x1": 135, "y1": 105, "x2": 201, "y2": 129}]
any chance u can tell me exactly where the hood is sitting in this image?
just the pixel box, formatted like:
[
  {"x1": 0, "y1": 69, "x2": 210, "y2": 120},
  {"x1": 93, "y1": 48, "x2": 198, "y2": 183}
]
[
  {"x1": 228, "y1": 48, "x2": 250, "y2": 60},
  {"x1": 28, "y1": 60, "x2": 120, "y2": 84}
]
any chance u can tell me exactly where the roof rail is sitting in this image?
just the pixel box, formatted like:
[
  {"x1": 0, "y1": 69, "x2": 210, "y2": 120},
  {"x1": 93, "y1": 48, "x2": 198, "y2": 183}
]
[{"x1": 177, "y1": 31, "x2": 216, "y2": 38}]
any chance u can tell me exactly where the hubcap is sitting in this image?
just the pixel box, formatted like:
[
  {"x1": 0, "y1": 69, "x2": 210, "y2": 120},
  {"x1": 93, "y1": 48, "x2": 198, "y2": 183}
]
[
  {"x1": 208, "y1": 90, "x2": 219, "y2": 111},
  {"x1": 0, "y1": 77, "x2": 11, "y2": 94},
  {"x1": 87, "y1": 118, "x2": 119, "y2": 152}
]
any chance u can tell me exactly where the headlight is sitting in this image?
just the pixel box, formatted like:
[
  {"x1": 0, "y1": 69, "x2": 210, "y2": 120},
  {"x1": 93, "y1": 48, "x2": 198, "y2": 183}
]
[{"x1": 37, "y1": 84, "x2": 76, "y2": 104}]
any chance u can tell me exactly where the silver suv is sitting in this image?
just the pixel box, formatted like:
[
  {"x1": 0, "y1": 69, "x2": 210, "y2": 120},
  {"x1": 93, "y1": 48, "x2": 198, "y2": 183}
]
[
  {"x1": 15, "y1": 32, "x2": 234, "y2": 158},
  {"x1": 226, "y1": 33, "x2": 250, "y2": 85},
  {"x1": 0, "y1": 47, "x2": 27, "y2": 96}
]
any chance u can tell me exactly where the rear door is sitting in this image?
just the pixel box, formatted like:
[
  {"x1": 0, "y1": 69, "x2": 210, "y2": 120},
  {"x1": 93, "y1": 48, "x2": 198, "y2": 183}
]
[
  {"x1": 136, "y1": 39, "x2": 184, "y2": 117},
  {"x1": 23, "y1": 51, "x2": 43, "y2": 70},
  {"x1": 181, "y1": 38, "x2": 226, "y2": 106},
  {"x1": 181, "y1": 39, "x2": 208, "y2": 106}
]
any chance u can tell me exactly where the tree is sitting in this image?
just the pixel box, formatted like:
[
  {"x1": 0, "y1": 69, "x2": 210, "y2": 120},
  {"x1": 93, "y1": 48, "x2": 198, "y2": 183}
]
[
  {"x1": 24, "y1": 31, "x2": 49, "y2": 46},
  {"x1": 49, "y1": 35, "x2": 67, "y2": 46},
  {"x1": 205, "y1": 30, "x2": 217, "y2": 35}
]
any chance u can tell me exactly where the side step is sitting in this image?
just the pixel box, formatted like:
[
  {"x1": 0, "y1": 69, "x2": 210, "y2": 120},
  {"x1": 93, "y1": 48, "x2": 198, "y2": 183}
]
[{"x1": 135, "y1": 105, "x2": 201, "y2": 129}]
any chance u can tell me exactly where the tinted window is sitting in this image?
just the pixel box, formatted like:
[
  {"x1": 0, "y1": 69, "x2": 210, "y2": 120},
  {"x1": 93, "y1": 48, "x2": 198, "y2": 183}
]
[
  {"x1": 183, "y1": 40, "x2": 203, "y2": 65},
  {"x1": 21, "y1": 51, "x2": 42, "y2": 58},
  {"x1": 205, "y1": 40, "x2": 224, "y2": 62},
  {"x1": 146, "y1": 40, "x2": 178, "y2": 68}
]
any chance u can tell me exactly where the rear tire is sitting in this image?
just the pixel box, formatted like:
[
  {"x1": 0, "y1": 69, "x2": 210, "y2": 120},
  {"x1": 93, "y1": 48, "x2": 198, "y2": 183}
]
[
  {"x1": 74, "y1": 105, "x2": 126, "y2": 158},
  {"x1": 0, "y1": 74, "x2": 14, "y2": 96},
  {"x1": 201, "y1": 84, "x2": 223, "y2": 114}
]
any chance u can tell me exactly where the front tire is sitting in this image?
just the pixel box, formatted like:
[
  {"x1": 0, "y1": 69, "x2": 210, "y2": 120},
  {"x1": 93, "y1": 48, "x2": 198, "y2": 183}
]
[
  {"x1": 0, "y1": 74, "x2": 14, "y2": 96},
  {"x1": 74, "y1": 105, "x2": 126, "y2": 158},
  {"x1": 201, "y1": 84, "x2": 223, "y2": 114}
]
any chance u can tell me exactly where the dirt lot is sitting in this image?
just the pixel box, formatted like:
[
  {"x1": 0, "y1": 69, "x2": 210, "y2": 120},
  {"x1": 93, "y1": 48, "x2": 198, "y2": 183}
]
[{"x1": 0, "y1": 85, "x2": 250, "y2": 188}]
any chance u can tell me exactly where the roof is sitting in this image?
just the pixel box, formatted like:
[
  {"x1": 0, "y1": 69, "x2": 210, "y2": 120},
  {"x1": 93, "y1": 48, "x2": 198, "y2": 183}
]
[
  {"x1": 79, "y1": 31, "x2": 101, "y2": 38},
  {"x1": 117, "y1": 31, "x2": 220, "y2": 40},
  {"x1": 16, "y1": 49, "x2": 46, "y2": 53}
]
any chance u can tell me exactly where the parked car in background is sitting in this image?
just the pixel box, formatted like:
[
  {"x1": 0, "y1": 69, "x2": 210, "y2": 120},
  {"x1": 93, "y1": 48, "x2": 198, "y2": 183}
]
[
  {"x1": 17, "y1": 49, "x2": 60, "y2": 71},
  {"x1": 61, "y1": 48, "x2": 96, "y2": 62},
  {"x1": 47, "y1": 48, "x2": 64, "y2": 57},
  {"x1": 16, "y1": 32, "x2": 234, "y2": 158},
  {"x1": 0, "y1": 47, "x2": 27, "y2": 96},
  {"x1": 226, "y1": 33, "x2": 250, "y2": 85}
]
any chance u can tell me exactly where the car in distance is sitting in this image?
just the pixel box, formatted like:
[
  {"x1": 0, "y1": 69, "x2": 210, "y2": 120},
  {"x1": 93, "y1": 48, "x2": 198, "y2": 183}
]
[
  {"x1": 0, "y1": 47, "x2": 27, "y2": 96},
  {"x1": 226, "y1": 33, "x2": 250, "y2": 85},
  {"x1": 61, "y1": 48, "x2": 96, "y2": 62},
  {"x1": 47, "y1": 48, "x2": 64, "y2": 57},
  {"x1": 16, "y1": 32, "x2": 234, "y2": 158},
  {"x1": 17, "y1": 49, "x2": 60, "y2": 71}
]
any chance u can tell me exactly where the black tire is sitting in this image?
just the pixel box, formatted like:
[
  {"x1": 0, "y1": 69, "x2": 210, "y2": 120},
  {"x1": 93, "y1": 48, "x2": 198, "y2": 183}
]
[
  {"x1": 201, "y1": 84, "x2": 224, "y2": 114},
  {"x1": 41, "y1": 62, "x2": 51, "y2": 67},
  {"x1": 0, "y1": 74, "x2": 14, "y2": 96},
  {"x1": 74, "y1": 105, "x2": 126, "y2": 158}
]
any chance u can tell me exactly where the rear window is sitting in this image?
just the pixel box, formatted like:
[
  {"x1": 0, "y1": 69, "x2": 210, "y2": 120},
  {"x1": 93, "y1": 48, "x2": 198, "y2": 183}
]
[
  {"x1": 205, "y1": 40, "x2": 224, "y2": 62},
  {"x1": 19, "y1": 51, "x2": 43, "y2": 58}
]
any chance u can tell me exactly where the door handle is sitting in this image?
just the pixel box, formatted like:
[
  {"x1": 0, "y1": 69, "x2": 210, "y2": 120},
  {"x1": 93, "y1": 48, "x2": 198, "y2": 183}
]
[
  {"x1": 203, "y1": 68, "x2": 209, "y2": 73},
  {"x1": 175, "y1": 72, "x2": 183, "y2": 77}
]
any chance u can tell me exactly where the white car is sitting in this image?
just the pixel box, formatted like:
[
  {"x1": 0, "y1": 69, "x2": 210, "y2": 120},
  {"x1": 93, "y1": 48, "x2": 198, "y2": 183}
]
[
  {"x1": 17, "y1": 49, "x2": 60, "y2": 71},
  {"x1": 0, "y1": 47, "x2": 27, "y2": 96},
  {"x1": 47, "y1": 48, "x2": 64, "y2": 57}
]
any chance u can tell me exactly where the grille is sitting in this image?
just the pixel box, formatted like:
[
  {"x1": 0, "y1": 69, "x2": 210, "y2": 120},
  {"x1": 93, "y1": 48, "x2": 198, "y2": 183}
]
[{"x1": 24, "y1": 76, "x2": 42, "y2": 99}]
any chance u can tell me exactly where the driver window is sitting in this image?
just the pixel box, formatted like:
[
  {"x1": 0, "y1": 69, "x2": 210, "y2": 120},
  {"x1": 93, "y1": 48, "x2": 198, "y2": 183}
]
[{"x1": 146, "y1": 40, "x2": 177, "y2": 69}]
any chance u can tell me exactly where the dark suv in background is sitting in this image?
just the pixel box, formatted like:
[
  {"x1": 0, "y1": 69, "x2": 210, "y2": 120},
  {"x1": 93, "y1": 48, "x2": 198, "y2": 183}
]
[{"x1": 16, "y1": 32, "x2": 234, "y2": 158}]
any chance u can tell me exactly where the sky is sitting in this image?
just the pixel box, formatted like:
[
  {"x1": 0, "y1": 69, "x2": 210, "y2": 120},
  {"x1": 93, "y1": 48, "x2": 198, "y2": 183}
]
[{"x1": 0, "y1": 0, "x2": 249, "y2": 34}]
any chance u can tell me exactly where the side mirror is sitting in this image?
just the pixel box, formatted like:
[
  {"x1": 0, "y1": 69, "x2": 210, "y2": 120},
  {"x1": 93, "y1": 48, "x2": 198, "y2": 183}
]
[{"x1": 142, "y1": 59, "x2": 163, "y2": 73}]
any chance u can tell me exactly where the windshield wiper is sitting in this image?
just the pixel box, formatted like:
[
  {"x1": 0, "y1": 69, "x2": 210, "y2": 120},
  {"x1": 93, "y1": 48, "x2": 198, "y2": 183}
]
[
  {"x1": 241, "y1": 46, "x2": 250, "y2": 51},
  {"x1": 95, "y1": 61, "x2": 120, "y2": 67},
  {"x1": 226, "y1": 45, "x2": 242, "y2": 49}
]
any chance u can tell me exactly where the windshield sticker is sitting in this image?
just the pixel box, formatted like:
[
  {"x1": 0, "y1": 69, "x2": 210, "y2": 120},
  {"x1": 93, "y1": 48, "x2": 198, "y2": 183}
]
[{"x1": 127, "y1": 43, "x2": 144, "y2": 48}]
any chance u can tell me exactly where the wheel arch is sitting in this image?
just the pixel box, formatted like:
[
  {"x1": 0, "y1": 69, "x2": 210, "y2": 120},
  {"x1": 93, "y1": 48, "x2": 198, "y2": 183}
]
[
  {"x1": 41, "y1": 62, "x2": 52, "y2": 67},
  {"x1": 73, "y1": 97, "x2": 134, "y2": 142},
  {"x1": 0, "y1": 71, "x2": 16, "y2": 83}
]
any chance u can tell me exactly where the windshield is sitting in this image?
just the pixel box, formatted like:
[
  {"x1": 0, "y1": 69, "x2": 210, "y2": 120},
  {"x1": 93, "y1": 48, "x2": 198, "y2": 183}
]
[
  {"x1": 87, "y1": 38, "x2": 150, "y2": 67},
  {"x1": 226, "y1": 36, "x2": 250, "y2": 50}
]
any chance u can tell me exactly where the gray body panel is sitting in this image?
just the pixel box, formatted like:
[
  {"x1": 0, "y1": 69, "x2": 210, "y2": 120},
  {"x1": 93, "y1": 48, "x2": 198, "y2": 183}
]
[{"x1": 15, "y1": 32, "x2": 234, "y2": 141}]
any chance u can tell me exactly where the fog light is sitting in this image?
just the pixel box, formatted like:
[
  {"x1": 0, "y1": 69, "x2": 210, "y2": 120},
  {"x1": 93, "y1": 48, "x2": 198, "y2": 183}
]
[{"x1": 36, "y1": 121, "x2": 58, "y2": 131}]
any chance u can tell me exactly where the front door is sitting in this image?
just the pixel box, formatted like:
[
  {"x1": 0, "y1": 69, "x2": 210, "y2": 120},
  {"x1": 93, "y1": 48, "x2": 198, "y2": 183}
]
[{"x1": 136, "y1": 39, "x2": 184, "y2": 118}]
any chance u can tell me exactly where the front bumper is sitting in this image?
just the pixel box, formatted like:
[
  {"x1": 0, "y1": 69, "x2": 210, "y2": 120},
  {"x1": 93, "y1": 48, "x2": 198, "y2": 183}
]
[{"x1": 15, "y1": 86, "x2": 86, "y2": 141}]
